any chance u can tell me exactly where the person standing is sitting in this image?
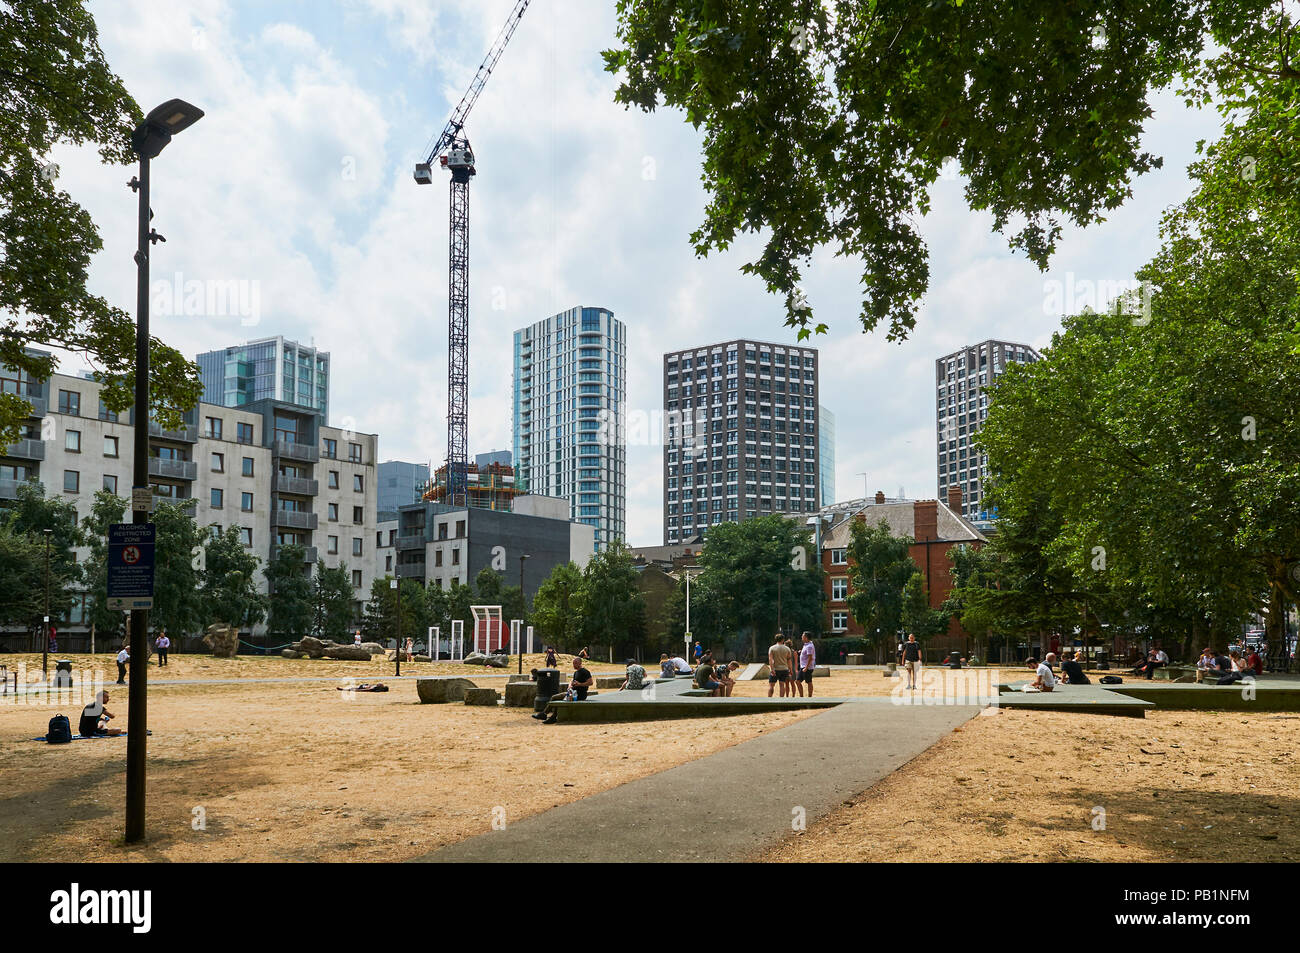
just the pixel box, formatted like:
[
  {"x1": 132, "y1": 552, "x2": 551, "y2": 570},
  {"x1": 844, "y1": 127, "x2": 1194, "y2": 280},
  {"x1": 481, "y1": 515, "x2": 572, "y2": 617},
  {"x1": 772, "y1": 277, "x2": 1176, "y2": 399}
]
[
  {"x1": 692, "y1": 641, "x2": 703, "y2": 662},
  {"x1": 544, "y1": 645, "x2": 558, "y2": 668},
  {"x1": 767, "y1": 634, "x2": 793, "y2": 698},
  {"x1": 798, "y1": 632, "x2": 817, "y2": 697},
  {"x1": 154, "y1": 631, "x2": 170, "y2": 667},
  {"x1": 786, "y1": 637, "x2": 804, "y2": 697},
  {"x1": 353, "y1": 630, "x2": 362, "y2": 647},
  {"x1": 48, "y1": 625, "x2": 58, "y2": 655},
  {"x1": 115, "y1": 644, "x2": 129, "y2": 685},
  {"x1": 901, "y1": 633, "x2": 922, "y2": 690}
]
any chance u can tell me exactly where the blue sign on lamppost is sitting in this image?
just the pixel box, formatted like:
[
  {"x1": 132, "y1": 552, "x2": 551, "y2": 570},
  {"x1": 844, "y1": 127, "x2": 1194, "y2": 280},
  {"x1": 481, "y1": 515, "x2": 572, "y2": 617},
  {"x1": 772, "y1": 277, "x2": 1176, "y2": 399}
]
[{"x1": 107, "y1": 523, "x2": 156, "y2": 611}]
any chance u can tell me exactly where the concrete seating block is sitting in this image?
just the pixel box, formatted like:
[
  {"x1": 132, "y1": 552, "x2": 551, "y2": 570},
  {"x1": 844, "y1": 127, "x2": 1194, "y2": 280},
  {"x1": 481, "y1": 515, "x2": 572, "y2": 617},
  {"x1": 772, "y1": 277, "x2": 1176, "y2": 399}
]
[
  {"x1": 416, "y1": 677, "x2": 476, "y2": 704},
  {"x1": 503, "y1": 682, "x2": 538, "y2": 707},
  {"x1": 812, "y1": 665, "x2": 830, "y2": 678},
  {"x1": 463, "y1": 687, "x2": 500, "y2": 706}
]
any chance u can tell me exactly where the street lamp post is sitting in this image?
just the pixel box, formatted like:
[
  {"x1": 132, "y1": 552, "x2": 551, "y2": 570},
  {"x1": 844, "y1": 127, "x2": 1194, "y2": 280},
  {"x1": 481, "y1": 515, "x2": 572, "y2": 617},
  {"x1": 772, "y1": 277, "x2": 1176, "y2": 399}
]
[
  {"x1": 392, "y1": 578, "x2": 401, "y2": 677},
  {"x1": 125, "y1": 99, "x2": 203, "y2": 845},
  {"x1": 518, "y1": 554, "x2": 530, "y2": 673},
  {"x1": 42, "y1": 528, "x2": 52, "y2": 676}
]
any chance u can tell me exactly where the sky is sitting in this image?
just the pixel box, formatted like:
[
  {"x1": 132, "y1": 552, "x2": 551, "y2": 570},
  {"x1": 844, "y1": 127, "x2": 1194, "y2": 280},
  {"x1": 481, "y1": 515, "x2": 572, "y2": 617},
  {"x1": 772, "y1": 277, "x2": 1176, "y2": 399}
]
[{"x1": 50, "y1": 0, "x2": 1227, "y2": 546}]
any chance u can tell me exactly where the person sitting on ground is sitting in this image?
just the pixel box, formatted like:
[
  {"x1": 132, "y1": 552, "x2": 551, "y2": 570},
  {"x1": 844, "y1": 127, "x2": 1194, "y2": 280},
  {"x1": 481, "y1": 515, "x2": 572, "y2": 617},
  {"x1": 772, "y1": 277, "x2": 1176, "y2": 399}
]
[
  {"x1": 535, "y1": 658, "x2": 595, "y2": 723},
  {"x1": 1026, "y1": 653, "x2": 1057, "y2": 692},
  {"x1": 715, "y1": 660, "x2": 740, "y2": 696},
  {"x1": 670, "y1": 655, "x2": 693, "y2": 675},
  {"x1": 1060, "y1": 650, "x2": 1090, "y2": 685},
  {"x1": 659, "y1": 654, "x2": 677, "y2": 679},
  {"x1": 620, "y1": 658, "x2": 647, "y2": 691},
  {"x1": 78, "y1": 691, "x2": 123, "y2": 737},
  {"x1": 695, "y1": 654, "x2": 723, "y2": 697}
]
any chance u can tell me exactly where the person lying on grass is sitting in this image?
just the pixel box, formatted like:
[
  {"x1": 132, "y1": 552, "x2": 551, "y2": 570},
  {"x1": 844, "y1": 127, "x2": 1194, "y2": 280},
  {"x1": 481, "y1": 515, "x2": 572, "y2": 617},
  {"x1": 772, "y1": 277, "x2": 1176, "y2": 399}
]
[{"x1": 79, "y1": 691, "x2": 123, "y2": 737}]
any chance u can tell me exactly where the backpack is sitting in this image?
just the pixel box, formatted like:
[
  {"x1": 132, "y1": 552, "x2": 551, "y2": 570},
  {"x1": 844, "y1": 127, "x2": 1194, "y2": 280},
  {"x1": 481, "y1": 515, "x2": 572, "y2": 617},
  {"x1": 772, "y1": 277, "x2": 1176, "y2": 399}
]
[
  {"x1": 47, "y1": 714, "x2": 73, "y2": 744},
  {"x1": 1099, "y1": 675, "x2": 1123, "y2": 685}
]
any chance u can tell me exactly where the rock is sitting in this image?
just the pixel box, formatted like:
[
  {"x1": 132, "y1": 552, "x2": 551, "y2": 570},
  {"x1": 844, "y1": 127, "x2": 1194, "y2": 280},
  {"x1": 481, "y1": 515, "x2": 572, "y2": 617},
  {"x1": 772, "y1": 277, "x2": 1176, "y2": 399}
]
[
  {"x1": 507, "y1": 674, "x2": 531, "y2": 683},
  {"x1": 281, "y1": 648, "x2": 297, "y2": 659},
  {"x1": 202, "y1": 623, "x2": 239, "y2": 659},
  {"x1": 359, "y1": 642, "x2": 386, "y2": 655},
  {"x1": 464, "y1": 652, "x2": 509, "y2": 668},
  {"x1": 463, "y1": 687, "x2": 500, "y2": 706},
  {"x1": 416, "y1": 677, "x2": 476, "y2": 704},
  {"x1": 504, "y1": 682, "x2": 539, "y2": 707},
  {"x1": 596, "y1": 674, "x2": 627, "y2": 689},
  {"x1": 414, "y1": 654, "x2": 432, "y2": 662},
  {"x1": 296, "y1": 636, "x2": 327, "y2": 659},
  {"x1": 323, "y1": 645, "x2": 372, "y2": 661}
]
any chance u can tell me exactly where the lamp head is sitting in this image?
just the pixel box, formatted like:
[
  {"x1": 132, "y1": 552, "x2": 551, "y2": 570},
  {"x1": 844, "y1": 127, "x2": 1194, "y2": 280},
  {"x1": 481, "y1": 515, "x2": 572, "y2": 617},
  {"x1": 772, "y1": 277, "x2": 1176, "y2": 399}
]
[{"x1": 131, "y1": 99, "x2": 204, "y2": 159}]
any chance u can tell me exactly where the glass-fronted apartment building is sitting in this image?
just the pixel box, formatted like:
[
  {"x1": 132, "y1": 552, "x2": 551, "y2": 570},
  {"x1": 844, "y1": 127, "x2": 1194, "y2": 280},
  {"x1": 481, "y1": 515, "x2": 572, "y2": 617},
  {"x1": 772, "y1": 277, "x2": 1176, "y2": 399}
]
[
  {"x1": 935, "y1": 339, "x2": 1042, "y2": 520},
  {"x1": 197, "y1": 336, "x2": 330, "y2": 422},
  {"x1": 512, "y1": 306, "x2": 626, "y2": 550},
  {"x1": 818, "y1": 405, "x2": 836, "y2": 507},
  {"x1": 662, "y1": 339, "x2": 820, "y2": 544}
]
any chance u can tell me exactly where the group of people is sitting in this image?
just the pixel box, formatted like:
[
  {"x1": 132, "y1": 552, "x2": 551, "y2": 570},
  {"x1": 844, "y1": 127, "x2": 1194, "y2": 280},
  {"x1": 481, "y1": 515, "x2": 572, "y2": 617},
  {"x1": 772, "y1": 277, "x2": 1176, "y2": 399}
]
[
  {"x1": 113, "y1": 631, "x2": 173, "y2": 684},
  {"x1": 766, "y1": 632, "x2": 816, "y2": 697},
  {"x1": 1195, "y1": 645, "x2": 1263, "y2": 683},
  {"x1": 1022, "y1": 650, "x2": 1093, "y2": 692}
]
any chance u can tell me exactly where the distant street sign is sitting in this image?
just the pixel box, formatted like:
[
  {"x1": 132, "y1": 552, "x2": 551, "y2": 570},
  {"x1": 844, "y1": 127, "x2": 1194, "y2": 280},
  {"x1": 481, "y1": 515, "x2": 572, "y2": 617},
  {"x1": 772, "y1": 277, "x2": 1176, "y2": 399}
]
[
  {"x1": 131, "y1": 487, "x2": 153, "y2": 513},
  {"x1": 107, "y1": 523, "x2": 156, "y2": 611}
]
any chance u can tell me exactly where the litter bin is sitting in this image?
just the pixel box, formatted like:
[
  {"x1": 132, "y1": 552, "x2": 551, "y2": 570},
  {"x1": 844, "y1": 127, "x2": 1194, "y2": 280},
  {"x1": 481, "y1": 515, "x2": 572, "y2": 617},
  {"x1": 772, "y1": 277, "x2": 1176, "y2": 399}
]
[
  {"x1": 531, "y1": 667, "x2": 561, "y2": 714},
  {"x1": 947, "y1": 652, "x2": 963, "y2": 669},
  {"x1": 54, "y1": 659, "x2": 73, "y2": 688}
]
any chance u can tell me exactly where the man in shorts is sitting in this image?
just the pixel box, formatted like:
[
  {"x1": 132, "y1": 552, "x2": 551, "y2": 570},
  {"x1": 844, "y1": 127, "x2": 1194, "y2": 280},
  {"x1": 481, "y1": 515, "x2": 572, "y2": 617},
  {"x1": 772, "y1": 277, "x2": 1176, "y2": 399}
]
[
  {"x1": 695, "y1": 654, "x2": 723, "y2": 696},
  {"x1": 798, "y1": 632, "x2": 817, "y2": 696},
  {"x1": 901, "y1": 633, "x2": 922, "y2": 690},
  {"x1": 768, "y1": 634, "x2": 793, "y2": 697}
]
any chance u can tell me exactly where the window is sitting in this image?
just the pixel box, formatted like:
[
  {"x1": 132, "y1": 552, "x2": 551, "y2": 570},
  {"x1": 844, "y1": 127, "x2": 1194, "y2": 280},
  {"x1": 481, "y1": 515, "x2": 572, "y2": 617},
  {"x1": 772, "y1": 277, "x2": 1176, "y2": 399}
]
[
  {"x1": 353, "y1": 506, "x2": 363, "y2": 524},
  {"x1": 327, "y1": 536, "x2": 338, "y2": 555},
  {"x1": 830, "y1": 548, "x2": 847, "y2": 566},
  {"x1": 210, "y1": 488, "x2": 223, "y2": 509},
  {"x1": 352, "y1": 570, "x2": 363, "y2": 589},
  {"x1": 831, "y1": 611, "x2": 849, "y2": 632},
  {"x1": 103, "y1": 436, "x2": 119, "y2": 458},
  {"x1": 386, "y1": 555, "x2": 393, "y2": 572},
  {"x1": 348, "y1": 443, "x2": 362, "y2": 463},
  {"x1": 451, "y1": 549, "x2": 460, "y2": 565},
  {"x1": 323, "y1": 438, "x2": 337, "y2": 459},
  {"x1": 455, "y1": 519, "x2": 465, "y2": 537},
  {"x1": 242, "y1": 457, "x2": 254, "y2": 477},
  {"x1": 353, "y1": 474, "x2": 363, "y2": 492},
  {"x1": 241, "y1": 492, "x2": 253, "y2": 512},
  {"x1": 58, "y1": 390, "x2": 80, "y2": 416},
  {"x1": 239, "y1": 527, "x2": 253, "y2": 547},
  {"x1": 328, "y1": 503, "x2": 338, "y2": 522},
  {"x1": 352, "y1": 538, "x2": 363, "y2": 556},
  {"x1": 831, "y1": 578, "x2": 848, "y2": 602},
  {"x1": 211, "y1": 452, "x2": 224, "y2": 472},
  {"x1": 236, "y1": 422, "x2": 254, "y2": 445},
  {"x1": 65, "y1": 430, "x2": 80, "y2": 453},
  {"x1": 204, "y1": 416, "x2": 223, "y2": 439},
  {"x1": 328, "y1": 471, "x2": 339, "y2": 490},
  {"x1": 435, "y1": 550, "x2": 443, "y2": 567},
  {"x1": 97, "y1": 399, "x2": 118, "y2": 423},
  {"x1": 63, "y1": 470, "x2": 79, "y2": 493},
  {"x1": 103, "y1": 474, "x2": 118, "y2": 494}
]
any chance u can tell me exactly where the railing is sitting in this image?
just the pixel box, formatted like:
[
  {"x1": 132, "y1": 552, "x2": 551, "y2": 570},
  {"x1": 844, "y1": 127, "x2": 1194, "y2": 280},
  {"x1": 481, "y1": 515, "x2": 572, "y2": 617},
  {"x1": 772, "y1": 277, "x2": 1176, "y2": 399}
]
[
  {"x1": 0, "y1": 477, "x2": 37, "y2": 500},
  {"x1": 4, "y1": 438, "x2": 45, "y2": 461},
  {"x1": 273, "y1": 474, "x2": 319, "y2": 496},
  {"x1": 149, "y1": 422, "x2": 199, "y2": 443},
  {"x1": 271, "y1": 510, "x2": 318, "y2": 530},
  {"x1": 273, "y1": 440, "x2": 319, "y2": 463},
  {"x1": 148, "y1": 458, "x2": 198, "y2": 481},
  {"x1": 23, "y1": 396, "x2": 47, "y2": 417},
  {"x1": 395, "y1": 535, "x2": 426, "y2": 552},
  {"x1": 396, "y1": 563, "x2": 425, "y2": 579},
  {"x1": 271, "y1": 545, "x2": 318, "y2": 564}
]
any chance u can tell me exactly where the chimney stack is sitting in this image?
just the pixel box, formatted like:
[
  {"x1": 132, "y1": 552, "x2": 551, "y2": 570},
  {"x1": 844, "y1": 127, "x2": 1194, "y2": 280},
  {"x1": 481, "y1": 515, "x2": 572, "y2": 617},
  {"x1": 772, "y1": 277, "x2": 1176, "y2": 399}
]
[
  {"x1": 947, "y1": 485, "x2": 963, "y2": 513},
  {"x1": 874, "y1": 490, "x2": 886, "y2": 504}
]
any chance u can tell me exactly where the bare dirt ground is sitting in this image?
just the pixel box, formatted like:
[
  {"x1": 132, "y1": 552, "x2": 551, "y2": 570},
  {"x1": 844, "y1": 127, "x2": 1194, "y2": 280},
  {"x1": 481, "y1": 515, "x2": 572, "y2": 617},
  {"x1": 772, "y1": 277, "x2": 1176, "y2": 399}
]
[
  {"x1": 1, "y1": 677, "x2": 816, "y2": 862},
  {"x1": 761, "y1": 705, "x2": 1300, "y2": 862},
  {"x1": 0, "y1": 651, "x2": 621, "y2": 683}
]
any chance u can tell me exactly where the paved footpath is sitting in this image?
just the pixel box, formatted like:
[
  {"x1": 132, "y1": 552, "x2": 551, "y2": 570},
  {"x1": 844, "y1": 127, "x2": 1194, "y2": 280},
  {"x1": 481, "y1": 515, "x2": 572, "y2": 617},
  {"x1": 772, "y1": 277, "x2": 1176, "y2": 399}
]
[{"x1": 416, "y1": 698, "x2": 979, "y2": 863}]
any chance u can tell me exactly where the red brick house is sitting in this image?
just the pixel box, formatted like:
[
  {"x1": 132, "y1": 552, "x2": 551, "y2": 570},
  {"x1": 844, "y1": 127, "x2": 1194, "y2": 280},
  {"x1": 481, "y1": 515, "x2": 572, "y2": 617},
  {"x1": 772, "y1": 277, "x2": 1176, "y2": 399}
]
[{"x1": 820, "y1": 488, "x2": 986, "y2": 654}]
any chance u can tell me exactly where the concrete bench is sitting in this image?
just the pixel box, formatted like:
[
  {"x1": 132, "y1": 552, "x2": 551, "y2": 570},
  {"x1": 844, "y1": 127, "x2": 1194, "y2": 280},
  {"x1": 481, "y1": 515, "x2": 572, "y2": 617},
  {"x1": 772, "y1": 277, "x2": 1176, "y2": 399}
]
[{"x1": 463, "y1": 687, "x2": 500, "y2": 706}]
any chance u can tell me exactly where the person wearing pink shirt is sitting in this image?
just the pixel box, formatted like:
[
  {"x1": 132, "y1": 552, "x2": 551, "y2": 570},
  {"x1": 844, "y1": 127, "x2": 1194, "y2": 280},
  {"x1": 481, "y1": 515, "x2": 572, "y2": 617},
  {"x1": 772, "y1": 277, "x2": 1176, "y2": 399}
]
[{"x1": 798, "y1": 632, "x2": 817, "y2": 696}]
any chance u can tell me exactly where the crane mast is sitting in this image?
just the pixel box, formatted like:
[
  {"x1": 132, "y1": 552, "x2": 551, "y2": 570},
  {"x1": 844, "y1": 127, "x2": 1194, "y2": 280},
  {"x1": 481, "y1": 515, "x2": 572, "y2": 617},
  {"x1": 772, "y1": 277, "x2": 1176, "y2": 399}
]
[{"x1": 415, "y1": 0, "x2": 531, "y2": 507}]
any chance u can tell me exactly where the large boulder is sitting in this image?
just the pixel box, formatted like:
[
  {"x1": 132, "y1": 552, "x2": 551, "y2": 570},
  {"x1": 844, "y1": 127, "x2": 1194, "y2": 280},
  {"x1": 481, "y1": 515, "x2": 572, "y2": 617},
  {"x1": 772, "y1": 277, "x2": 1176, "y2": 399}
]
[
  {"x1": 463, "y1": 652, "x2": 509, "y2": 668},
  {"x1": 296, "y1": 636, "x2": 327, "y2": 659},
  {"x1": 323, "y1": 645, "x2": 372, "y2": 661},
  {"x1": 359, "y1": 642, "x2": 386, "y2": 655},
  {"x1": 203, "y1": 623, "x2": 239, "y2": 659},
  {"x1": 280, "y1": 648, "x2": 297, "y2": 659},
  {"x1": 416, "y1": 677, "x2": 476, "y2": 704}
]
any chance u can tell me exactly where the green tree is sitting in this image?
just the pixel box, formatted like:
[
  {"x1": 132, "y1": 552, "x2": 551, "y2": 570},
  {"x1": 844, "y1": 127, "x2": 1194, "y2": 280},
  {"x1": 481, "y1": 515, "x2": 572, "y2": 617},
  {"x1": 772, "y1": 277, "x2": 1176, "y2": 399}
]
[
  {"x1": 603, "y1": 1, "x2": 1286, "y2": 338},
  {"x1": 150, "y1": 500, "x2": 204, "y2": 640},
  {"x1": 200, "y1": 527, "x2": 266, "y2": 632},
  {"x1": 265, "y1": 544, "x2": 312, "y2": 643},
  {"x1": 530, "y1": 561, "x2": 585, "y2": 651},
  {"x1": 0, "y1": 481, "x2": 80, "y2": 576},
  {"x1": 0, "y1": 0, "x2": 203, "y2": 445},
  {"x1": 901, "y1": 570, "x2": 950, "y2": 642},
  {"x1": 0, "y1": 521, "x2": 74, "y2": 641},
  {"x1": 362, "y1": 576, "x2": 428, "y2": 647},
  {"x1": 79, "y1": 489, "x2": 127, "y2": 644},
  {"x1": 579, "y1": 541, "x2": 647, "y2": 648},
  {"x1": 943, "y1": 543, "x2": 1003, "y2": 661},
  {"x1": 311, "y1": 563, "x2": 353, "y2": 643},
  {"x1": 845, "y1": 519, "x2": 917, "y2": 661}
]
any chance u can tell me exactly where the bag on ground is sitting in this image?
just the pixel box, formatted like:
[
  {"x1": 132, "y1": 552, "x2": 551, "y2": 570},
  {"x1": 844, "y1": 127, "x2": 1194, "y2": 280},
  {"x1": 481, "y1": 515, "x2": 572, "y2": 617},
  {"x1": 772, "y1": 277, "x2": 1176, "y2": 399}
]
[{"x1": 46, "y1": 715, "x2": 73, "y2": 744}]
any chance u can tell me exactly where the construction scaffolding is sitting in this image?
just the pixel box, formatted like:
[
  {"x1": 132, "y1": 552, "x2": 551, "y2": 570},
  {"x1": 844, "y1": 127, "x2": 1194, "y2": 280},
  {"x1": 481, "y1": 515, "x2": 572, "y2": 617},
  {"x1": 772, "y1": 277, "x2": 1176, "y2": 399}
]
[{"x1": 421, "y1": 461, "x2": 521, "y2": 511}]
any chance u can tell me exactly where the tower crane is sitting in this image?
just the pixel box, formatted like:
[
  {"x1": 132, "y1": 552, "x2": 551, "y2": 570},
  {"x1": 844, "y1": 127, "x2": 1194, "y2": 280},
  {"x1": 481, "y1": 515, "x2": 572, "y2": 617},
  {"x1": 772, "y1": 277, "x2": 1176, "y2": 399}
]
[{"x1": 415, "y1": 0, "x2": 531, "y2": 506}]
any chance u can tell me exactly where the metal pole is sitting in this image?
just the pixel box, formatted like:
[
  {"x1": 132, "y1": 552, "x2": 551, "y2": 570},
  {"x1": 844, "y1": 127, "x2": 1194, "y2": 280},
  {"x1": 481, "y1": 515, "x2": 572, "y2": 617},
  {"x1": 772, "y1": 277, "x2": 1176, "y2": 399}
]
[
  {"x1": 393, "y1": 579, "x2": 401, "y2": 677},
  {"x1": 43, "y1": 531, "x2": 50, "y2": 677},
  {"x1": 125, "y1": 151, "x2": 151, "y2": 845}
]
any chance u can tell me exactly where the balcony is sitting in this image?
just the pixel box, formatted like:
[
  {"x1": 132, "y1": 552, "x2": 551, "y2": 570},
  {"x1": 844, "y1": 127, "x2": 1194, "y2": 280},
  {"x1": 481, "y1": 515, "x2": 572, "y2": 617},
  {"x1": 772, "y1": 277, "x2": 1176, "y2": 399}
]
[
  {"x1": 272, "y1": 544, "x2": 318, "y2": 564},
  {"x1": 4, "y1": 438, "x2": 45, "y2": 461},
  {"x1": 272, "y1": 510, "x2": 318, "y2": 531},
  {"x1": 149, "y1": 422, "x2": 199, "y2": 443},
  {"x1": 395, "y1": 534, "x2": 425, "y2": 552},
  {"x1": 273, "y1": 474, "x2": 319, "y2": 496},
  {"x1": 148, "y1": 458, "x2": 198, "y2": 481},
  {"x1": 153, "y1": 495, "x2": 196, "y2": 514},
  {"x1": 22, "y1": 395, "x2": 47, "y2": 417},
  {"x1": 396, "y1": 563, "x2": 425, "y2": 579},
  {"x1": 0, "y1": 477, "x2": 38, "y2": 500},
  {"x1": 273, "y1": 440, "x2": 319, "y2": 463}
]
